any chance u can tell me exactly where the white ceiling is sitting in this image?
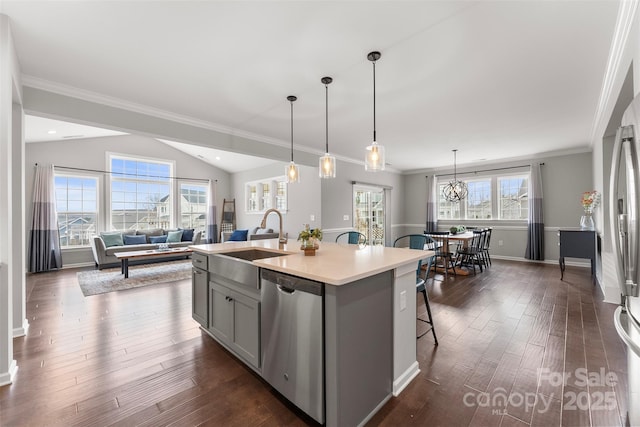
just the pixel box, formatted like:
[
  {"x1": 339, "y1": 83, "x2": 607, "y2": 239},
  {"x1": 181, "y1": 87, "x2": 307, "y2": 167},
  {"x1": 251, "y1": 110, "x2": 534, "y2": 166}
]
[{"x1": 4, "y1": 1, "x2": 619, "y2": 172}]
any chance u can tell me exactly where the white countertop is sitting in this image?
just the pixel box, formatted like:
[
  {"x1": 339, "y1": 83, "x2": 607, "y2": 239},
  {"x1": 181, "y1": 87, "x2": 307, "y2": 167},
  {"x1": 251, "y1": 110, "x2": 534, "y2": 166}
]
[{"x1": 190, "y1": 239, "x2": 432, "y2": 286}]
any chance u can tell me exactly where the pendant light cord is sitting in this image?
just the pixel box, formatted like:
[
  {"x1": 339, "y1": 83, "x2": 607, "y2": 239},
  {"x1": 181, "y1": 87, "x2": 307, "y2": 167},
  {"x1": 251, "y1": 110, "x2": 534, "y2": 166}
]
[
  {"x1": 290, "y1": 99, "x2": 294, "y2": 162},
  {"x1": 325, "y1": 83, "x2": 329, "y2": 153},
  {"x1": 372, "y1": 60, "x2": 377, "y2": 143},
  {"x1": 453, "y1": 149, "x2": 457, "y2": 181}
]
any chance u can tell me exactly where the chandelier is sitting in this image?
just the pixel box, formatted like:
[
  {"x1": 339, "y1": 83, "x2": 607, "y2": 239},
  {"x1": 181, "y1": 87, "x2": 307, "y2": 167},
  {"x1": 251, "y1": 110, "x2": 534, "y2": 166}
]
[{"x1": 442, "y1": 149, "x2": 468, "y2": 202}]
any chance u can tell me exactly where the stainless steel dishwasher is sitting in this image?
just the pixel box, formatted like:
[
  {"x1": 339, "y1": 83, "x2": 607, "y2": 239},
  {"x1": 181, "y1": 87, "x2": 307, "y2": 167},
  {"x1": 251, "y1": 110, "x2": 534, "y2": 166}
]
[{"x1": 261, "y1": 269, "x2": 324, "y2": 424}]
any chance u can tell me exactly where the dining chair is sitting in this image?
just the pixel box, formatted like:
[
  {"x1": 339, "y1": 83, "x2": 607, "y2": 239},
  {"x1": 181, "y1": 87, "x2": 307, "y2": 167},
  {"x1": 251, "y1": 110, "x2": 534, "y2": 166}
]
[
  {"x1": 335, "y1": 231, "x2": 367, "y2": 245},
  {"x1": 393, "y1": 234, "x2": 438, "y2": 343},
  {"x1": 456, "y1": 230, "x2": 484, "y2": 274},
  {"x1": 425, "y1": 231, "x2": 457, "y2": 280},
  {"x1": 482, "y1": 227, "x2": 493, "y2": 267}
]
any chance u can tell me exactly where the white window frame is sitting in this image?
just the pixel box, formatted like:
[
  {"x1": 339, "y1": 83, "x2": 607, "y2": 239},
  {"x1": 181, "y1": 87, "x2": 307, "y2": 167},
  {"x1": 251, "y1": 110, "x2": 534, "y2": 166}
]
[
  {"x1": 107, "y1": 152, "x2": 175, "y2": 231},
  {"x1": 54, "y1": 172, "x2": 100, "y2": 249},
  {"x1": 178, "y1": 180, "x2": 208, "y2": 239},
  {"x1": 497, "y1": 174, "x2": 529, "y2": 220},
  {"x1": 437, "y1": 171, "x2": 529, "y2": 222},
  {"x1": 245, "y1": 176, "x2": 288, "y2": 214}
]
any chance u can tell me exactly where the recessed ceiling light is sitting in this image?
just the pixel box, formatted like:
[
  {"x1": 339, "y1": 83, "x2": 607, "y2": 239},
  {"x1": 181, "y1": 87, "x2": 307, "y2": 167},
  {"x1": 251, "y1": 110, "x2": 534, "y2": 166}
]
[
  {"x1": 215, "y1": 156, "x2": 221, "y2": 161},
  {"x1": 47, "y1": 130, "x2": 56, "y2": 134}
]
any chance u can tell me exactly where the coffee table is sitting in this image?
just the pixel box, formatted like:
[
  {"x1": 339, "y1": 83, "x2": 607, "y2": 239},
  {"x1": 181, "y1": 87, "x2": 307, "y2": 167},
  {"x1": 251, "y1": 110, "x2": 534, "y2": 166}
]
[{"x1": 114, "y1": 247, "x2": 193, "y2": 278}]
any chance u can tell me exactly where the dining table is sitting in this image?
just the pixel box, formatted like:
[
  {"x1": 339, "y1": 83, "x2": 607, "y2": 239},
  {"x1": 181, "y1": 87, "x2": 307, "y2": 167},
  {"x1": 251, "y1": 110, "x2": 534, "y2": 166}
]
[{"x1": 424, "y1": 231, "x2": 477, "y2": 277}]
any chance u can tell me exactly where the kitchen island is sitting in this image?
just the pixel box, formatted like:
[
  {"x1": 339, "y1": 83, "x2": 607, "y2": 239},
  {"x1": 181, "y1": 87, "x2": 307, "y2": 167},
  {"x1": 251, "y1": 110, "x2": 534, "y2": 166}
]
[{"x1": 190, "y1": 239, "x2": 432, "y2": 426}]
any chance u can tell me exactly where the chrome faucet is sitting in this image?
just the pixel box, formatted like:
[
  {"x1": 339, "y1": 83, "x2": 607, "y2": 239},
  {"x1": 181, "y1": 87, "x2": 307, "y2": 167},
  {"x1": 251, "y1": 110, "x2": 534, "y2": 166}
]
[{"x1": 260, "y1": 208, "x2": 287, "y2": 244}]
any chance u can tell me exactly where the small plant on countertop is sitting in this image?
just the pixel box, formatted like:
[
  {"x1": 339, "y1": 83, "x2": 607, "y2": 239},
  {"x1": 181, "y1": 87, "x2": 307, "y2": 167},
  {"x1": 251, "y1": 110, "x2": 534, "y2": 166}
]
[{"x1": 298, "y1": 224, "x2": 322, "y2": 246}]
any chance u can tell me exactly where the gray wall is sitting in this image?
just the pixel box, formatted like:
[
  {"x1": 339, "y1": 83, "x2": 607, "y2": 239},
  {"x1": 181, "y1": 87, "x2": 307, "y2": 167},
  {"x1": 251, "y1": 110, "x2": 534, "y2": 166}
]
[
  {"x1": 401, "y1": 151, "x2": 593, "y2": 261},
  {"x1": 25, "y1": 134, "x2": 230, "y2": 267},
  {"x1": 231, "y1": 163, "x2": 321, "y2": 241},
  {"x1": 320, "y1": 159, "x2": 405, "y2": 245}
]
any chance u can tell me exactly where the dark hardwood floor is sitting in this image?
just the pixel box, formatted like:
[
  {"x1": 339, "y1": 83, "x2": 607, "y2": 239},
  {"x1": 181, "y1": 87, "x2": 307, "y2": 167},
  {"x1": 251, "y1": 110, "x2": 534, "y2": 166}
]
[{"x1": 0, "y1": 260, "x2": 628, "y2": 426}]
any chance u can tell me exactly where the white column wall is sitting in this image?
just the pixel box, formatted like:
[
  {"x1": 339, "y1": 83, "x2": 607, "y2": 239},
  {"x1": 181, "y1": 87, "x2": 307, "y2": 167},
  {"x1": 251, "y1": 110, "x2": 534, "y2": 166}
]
[
  {"x1": 0, "y1": 13, "x2": 19, "y2": 386},
  {"x1": 592, "y1": 2, "x2": 640, "y2": 303},
  {"x1": 12, "y1": 102, "x2": 26, "y2": 337}
]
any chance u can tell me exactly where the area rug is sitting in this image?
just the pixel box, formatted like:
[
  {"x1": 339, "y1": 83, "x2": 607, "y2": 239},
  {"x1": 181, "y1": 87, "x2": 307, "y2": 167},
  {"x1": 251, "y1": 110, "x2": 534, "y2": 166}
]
[{"x1": 77, "y1": 260, "x2": 192, "y2": 296}]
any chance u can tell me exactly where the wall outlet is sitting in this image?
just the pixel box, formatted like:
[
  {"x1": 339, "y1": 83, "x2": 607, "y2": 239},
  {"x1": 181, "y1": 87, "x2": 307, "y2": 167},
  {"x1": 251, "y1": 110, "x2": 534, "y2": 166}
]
[
  {"x1": 343, "y1": 214, "x2": 349, "y2": 221},
  {"x1": 400, "y1": 290, "x2": 407, "y2": 311},
  {"x1": 310, "y1": 214, "x2": 315, "y2": 221},
  {"x1": 498, "y1": 240, "x2": 504, "y2": 246}
]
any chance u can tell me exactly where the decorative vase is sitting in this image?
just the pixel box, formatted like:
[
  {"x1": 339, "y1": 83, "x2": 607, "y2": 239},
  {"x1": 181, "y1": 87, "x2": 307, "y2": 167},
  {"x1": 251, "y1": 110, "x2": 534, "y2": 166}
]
[
  {"x1": 580, "y1": 210, "x2": 595, "y2": 230},
  {"x1": 300, "y1": 238, "x2": 319, "y2": 256}
]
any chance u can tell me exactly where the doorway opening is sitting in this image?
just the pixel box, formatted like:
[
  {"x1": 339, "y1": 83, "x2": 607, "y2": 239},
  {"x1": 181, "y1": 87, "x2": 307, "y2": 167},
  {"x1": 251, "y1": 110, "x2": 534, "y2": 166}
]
[{"x1": 353, "y1": 185, "x2": 386, "y2": 245}]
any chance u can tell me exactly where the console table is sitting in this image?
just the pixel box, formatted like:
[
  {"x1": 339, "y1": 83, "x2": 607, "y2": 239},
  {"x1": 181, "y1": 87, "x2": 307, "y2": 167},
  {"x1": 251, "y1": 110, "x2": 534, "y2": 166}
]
[{"x1": 558, "y1": 229, "x2": 598, "y2": 280}]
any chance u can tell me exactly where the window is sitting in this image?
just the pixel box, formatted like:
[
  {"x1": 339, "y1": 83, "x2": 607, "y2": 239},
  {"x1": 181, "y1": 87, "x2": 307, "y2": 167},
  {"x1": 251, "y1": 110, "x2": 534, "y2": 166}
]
[
  {"x1": 55, "y1": 174, "x2": 98, "y2": 248},
  {"x1": 276, "y1": 181, "x2": 287, "y2": 211},
  {"x1": 437, "y1": 173, "x2": 529, "y2": 221},
  {"x1": 110, "y1": 155, "x2": 173, "y2": 231},
  {"x1": 499, "y1": 176, "x2": 529, "y2": 220},
  {"x1": 466, "y1": 179, "x2": 492, "y2": 219},
  {"x1": 245, "y1": 177, "x2": 287, "y2": 213},
  {"x1": 438, "y1": 184, "x2": 461, "y2": 220},
  {"x1": 180, "y1": 182, "x2": 207, "y2": 239}
]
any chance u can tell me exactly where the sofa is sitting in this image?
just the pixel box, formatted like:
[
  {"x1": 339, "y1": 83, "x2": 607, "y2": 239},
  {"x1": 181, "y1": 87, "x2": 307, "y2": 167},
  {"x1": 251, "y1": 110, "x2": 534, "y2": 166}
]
[
  {"x1": 90, "y1": 228, "x2": 202, "y2": 269},
  {"x1": 221, "y1": 226, "x2": 279, "y2": 242}
]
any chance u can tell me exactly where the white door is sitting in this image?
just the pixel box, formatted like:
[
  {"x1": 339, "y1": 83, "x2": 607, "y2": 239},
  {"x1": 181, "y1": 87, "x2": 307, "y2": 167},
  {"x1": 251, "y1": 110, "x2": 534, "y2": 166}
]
[{"x1": 353, "y1": 185, "x2": 386, "y2": 245}]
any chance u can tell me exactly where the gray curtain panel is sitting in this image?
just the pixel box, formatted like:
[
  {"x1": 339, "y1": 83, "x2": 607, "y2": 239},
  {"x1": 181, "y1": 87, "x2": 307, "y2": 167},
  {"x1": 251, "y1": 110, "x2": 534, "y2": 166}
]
[
  {"x1": 29, "y1": 164, "x2": 63, "y2": 272},
  {"x1": 206, "y1": 179, "x2": 218, "y2": 243},
  {"x1": 425, "y1": 175, "x2": 438, "y2": 232},
  {"x1": 525, "y1": 163, "x2": 544, "y2": 260}
]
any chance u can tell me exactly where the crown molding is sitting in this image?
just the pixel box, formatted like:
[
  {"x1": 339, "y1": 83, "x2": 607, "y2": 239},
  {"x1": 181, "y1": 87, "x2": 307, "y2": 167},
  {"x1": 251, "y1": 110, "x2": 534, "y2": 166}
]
[
  {"x1": 590, "y1": 0, "x2": 639, "y2": 143},
  {"x1": 22, "y1": 75, "x2": 388, "y2": 171}
]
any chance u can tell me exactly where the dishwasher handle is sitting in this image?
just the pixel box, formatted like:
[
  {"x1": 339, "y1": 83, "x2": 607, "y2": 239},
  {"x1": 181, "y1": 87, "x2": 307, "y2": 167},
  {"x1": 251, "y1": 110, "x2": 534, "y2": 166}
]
[
  {"x1": 277, "y1": 284, "x2": 295, "y2": 294},
  {"x1": 261, "y1": 269, "x2": 324, "y2": 296}
]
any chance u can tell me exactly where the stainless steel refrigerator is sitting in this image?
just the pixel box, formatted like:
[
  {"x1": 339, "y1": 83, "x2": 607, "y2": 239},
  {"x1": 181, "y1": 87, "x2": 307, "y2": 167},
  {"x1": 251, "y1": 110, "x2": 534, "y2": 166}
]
[{"x1": 610, "y1": 93, "x2": 640, "y2": 427}]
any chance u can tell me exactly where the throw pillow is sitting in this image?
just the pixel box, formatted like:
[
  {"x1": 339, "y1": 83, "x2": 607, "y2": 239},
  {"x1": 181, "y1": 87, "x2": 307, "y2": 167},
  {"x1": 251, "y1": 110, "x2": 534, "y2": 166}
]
[
  {"x1": 179, "y1": 228, "x2": 195, "y2": 242},
  {"x1": 256, "y1": 228, "x2": 274, "y2": 235},
  {"x1": 149, "y1": 235, "x2": 168, "y2": 244},
  {"x1": 123, "y1": 234, "x2": 147, "y2": 245},
  {"x1": 136, "y1": 228, "x2": 164, "y2": 243},
  {"x1": 228, "y1": 229, "x2": 248, "y2": 241},
  {"x1": 166, "y1": 230, "x2": 183, "y2": 243},
  {"x1": 100, "y1": 232, "x2": 123, "y2": 248}
]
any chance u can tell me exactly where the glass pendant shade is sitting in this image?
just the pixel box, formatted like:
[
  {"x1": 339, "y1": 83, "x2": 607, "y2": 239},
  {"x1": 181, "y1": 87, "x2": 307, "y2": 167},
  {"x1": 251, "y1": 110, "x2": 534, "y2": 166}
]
[
  {"x1": 365, "y1": 141, "x2": 385, "y2": 171},
  {"x1": 319, "y1": 153, "x2": 336, "y2": 178},
  {"x1": 319, "y1": 76, "x2": 336, "y2": 179},
  {"x1": 286, "y1": 161, "x2": 300, "y2": 183},
  {"x1": 286, "y1": 95, "x2": 299, "y2": 183},
  {"x1": 365, "y1": 51, "x2": 385, "y2": 172}
]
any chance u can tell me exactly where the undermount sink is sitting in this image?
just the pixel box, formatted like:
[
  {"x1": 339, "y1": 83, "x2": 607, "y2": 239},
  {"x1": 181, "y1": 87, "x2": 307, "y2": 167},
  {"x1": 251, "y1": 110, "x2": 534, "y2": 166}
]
[{"x1": 218, "y1": 249, "x2": 289, "y2": 262}]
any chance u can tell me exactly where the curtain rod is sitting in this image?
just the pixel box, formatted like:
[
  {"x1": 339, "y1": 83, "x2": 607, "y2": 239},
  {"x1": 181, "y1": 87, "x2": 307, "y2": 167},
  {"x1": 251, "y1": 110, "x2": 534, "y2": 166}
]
[
  {"x1": 35, "y1": 163, "x2": 215, "y2": 183},
  {"x1": 426, "y1": 163, "x2": 544, "y2": 179}
]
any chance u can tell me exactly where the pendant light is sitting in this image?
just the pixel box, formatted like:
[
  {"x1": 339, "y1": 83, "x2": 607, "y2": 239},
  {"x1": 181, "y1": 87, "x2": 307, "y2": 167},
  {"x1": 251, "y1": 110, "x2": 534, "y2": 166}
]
[
  {"x1": 285, "y1": 95, "x2": 300, "y2": 183},
  {"x1": 443, "y1": 149, "x2": 468, "y2": 202},
  {"x1": 365, "y1": 51, "x2": 385, "y2": 172},
  {"x1": 319, "y1": 76, "x2": 336, "y2": 178}
]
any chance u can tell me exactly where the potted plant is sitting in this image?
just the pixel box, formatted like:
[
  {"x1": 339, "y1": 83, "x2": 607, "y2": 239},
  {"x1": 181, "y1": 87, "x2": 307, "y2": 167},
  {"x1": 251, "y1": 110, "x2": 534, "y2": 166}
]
[{"x1": 298, "y1": 224, "x2": 322, "y2": 256}]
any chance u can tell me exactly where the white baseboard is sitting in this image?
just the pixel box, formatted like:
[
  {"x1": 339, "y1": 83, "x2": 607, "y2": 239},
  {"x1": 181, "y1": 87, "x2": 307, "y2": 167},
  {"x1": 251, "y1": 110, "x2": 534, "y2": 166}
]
[
  {"x1": 393, "y1": 361, "x2": 420, "y2": 396},
  {"x1": 13, "y1": 318, "x2": 29, "y2": 338},
  {"x1": 491, "y1": 254, "x2": 590, "y2": 268},
  {"x1": 0, "y1": 360, "x2": 18, "y2": 386},
  {"x1": 62, "y1": 261, "x2": 95, "y2": 269}
]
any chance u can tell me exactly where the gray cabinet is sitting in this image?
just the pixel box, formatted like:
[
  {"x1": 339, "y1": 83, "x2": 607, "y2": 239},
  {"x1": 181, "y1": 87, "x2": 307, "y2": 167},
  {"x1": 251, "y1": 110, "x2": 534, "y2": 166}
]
[
  {"x1": 209, "y1": 282, "x2": 261, "y2": 369},
  {"x1": 558, "y1": 229, "x2": 598, "y2": 280},
  {"x1": 191, "y1": 253, "x2": 209, "y2": 327}
]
